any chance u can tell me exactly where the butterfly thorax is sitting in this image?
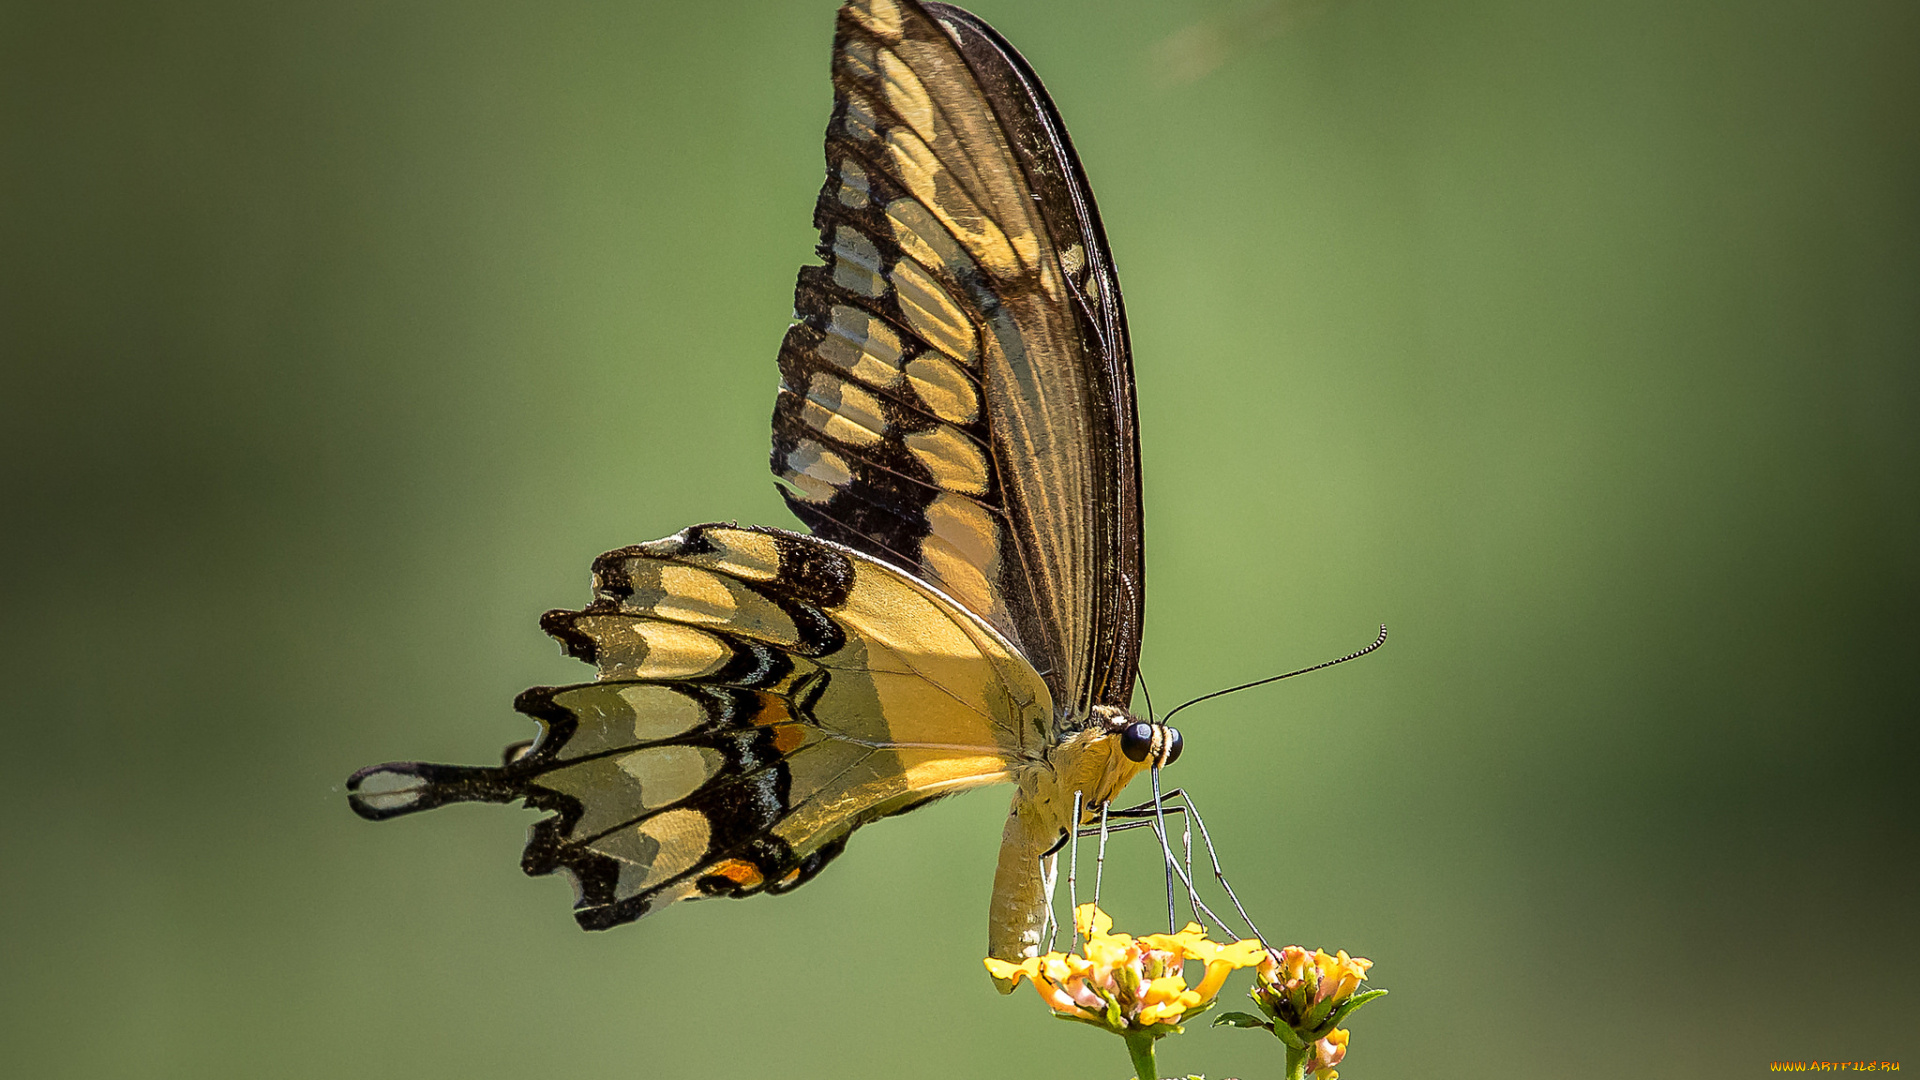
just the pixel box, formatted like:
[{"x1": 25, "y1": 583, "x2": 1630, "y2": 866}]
[{"x1": 1046, "y1": 706, "x2": 1142, "y2": 814}]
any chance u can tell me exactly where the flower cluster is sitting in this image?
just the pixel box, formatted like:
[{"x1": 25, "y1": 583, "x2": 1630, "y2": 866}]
[
  {"x1": 1254, "y1": 946, "x2": 1374, "y2": 1035},
  {"x1": 1215, "y1": 945, "x2": 1383, "y2": 1079},
  {"x1": 984, "y1": 904, "x2": 1266, "y2": 1035}
]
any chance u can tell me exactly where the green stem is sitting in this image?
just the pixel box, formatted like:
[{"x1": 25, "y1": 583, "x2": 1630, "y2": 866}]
[
  {"x1": 1123, "y1": 1030, "x2": 1159, "y2": 1080},
  {"x1": 1284, "y1": 1041, "x2": 1310, "y2": 1080}
]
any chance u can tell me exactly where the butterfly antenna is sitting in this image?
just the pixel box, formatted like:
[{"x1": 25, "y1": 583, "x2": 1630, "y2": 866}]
[
  {"x1": 1161, "y1": 624, "x2": 1387, "y2": 726},
  {"x1": 1137, "y1": 669, "x2": 1156, "y2": 724}
]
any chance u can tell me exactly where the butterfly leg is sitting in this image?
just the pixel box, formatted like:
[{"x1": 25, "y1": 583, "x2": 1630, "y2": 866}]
[
  {"x1": 1084, "y1": 809, "x2": 1233, "y2": 936},
  {"x1": 1166, "y1": 783, "x2": 1204, "y2": 933},
  {"x1": 1101, "y1": 788, "x2": 1269, "y2": 951},
  {"x1": 1066, "y1": 790, "x2": 1082, "y2": 951},
  {"x1": 1093, "y1": 800, "x2": 1111, "y2": 918},
  {"x1": 1036, "y1": 780, "x2": 1098, "y2": 949},
  {"x1": 1071, "y1": 808, "x2": 1203, "y2": 926},
  {"x1": 1149, "y1": 767, "x2": 1180, "y2": 932},
  {"x1": 1038, "y1": 851, "x2": 1060, "y2": 954},
  {"x1": 1035, "y1": 790, "x2": 1086, "y2": 954},
  {"x1": 1077, "y1": 811, "x2": 1182, "y2": 831}
]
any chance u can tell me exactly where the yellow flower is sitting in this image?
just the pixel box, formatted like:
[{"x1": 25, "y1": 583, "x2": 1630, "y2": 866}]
[
  {"x1": 984, "y1": 904, "x2": 1264, "y2": 1036},
  {"x1": 1181, "y1": 934, "x2": 1269, "y2": 1002},
  {"x1": 1232, "y1": 944, "x2": 1381, "y2": 1078},
  {"x1": 983, "y1": 955, "x2": 1042, "y2": 984},
  {"x1": 1075, "y1": 903, "x2": 1115, "y2": 937},
  {"x1": 1311, "y1": 1027, "x2": 1350, "y2": 1074},
  {"x1": 1315, "y1": 950, "x2": 1371, "y2": 1005}
]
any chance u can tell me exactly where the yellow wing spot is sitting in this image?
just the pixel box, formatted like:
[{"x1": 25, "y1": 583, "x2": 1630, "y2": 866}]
[
  {"x1": 818, "y1": 304, "x2": 905, "y2": 388},
  {"x1": 836, "y1": 158, "x2": 871, "y2": 208},
  {"x1": 543, "y1": 684, "x2": 712, "y2": 760},
  {"x1": 920, "y1": 539, "x2": 995, "y2": 625},
  {"x1": 919, "y1": 492, "x2": 1003, "y2": 636},
  {"x1": 890, "y1": 259, "x2": 978, "y2": 366},
  {"x1": 878, "y1": 48, "x2": 935, "y2": 143},
  {"x1": 801, "y1": 371, "x2": 889, "y2": 448},
  {"x1": 598, "y1": 807, "x2": 712, "y2": 895},
  {"x1": 650, "y1": 564, "x2": 739, "y2": 621},
  {"x1": 533, "y1": 758, "x2": 649, "y2": 838},
  {"x1": 611, "y1": 685, "x2": 711, "y2": 743},
  {"x1": 887, "y1": 197, "x2": 979, "y2": 281},
  {"x1": 784, "y1": 440, "x2": 854, "y2": 503},
  {"x1": 926, "y1": 493, "x2": 999, "y2": 568},
  {"x1": 624, "y1": 563, "x2": 801, "y2": 647},
  {"x1": 614, "y1": 744, "x2": 723, "y2": 810},
  {"x1": 591, "y1": 619, "x2": 733, "y2": 680},
  {"x1": 832, "y1": 225, "x2": 888, "y2": 298},
  {"x1": 839, "y1": 36, "x2": 878, "y2": 86},
  {"x1": 1060, "y1": 242, "x2": 1086, "y2": 277},
  {"x1": 905, "y1": 425, "x2": 990, "y2": 495},
  {"x1": 847, "y1": 0, "x2": 903, "y2": 38},
  {"x1": 678, "y1": 528, "x2": 782, "y2": 583},
  {"x1": 905, "y1": 353, "x2": 979, "y2": 425},
  {"x1": 647, "y1": 878, "x2": 701, "y2": 910},
  {"x1": 882, "y1": 127, "x2": 1024, "y2": 277},
  {"x1": 843, "y1": 88, "x2": 881, "y2": 143}
]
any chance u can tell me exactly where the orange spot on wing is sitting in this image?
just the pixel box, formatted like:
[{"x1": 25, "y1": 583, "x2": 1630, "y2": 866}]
[
  {"x1": 745, "y1": 695, "x2": 808, "y2": 754},
  {"x1": 706, "y1": 858, "x2": 765, "y2": 890},
  {"x1": 771, "y1": 723, "x2": 808, "y2": 755},
  {"x1": 749, "y1": 694, "x2": 789, "y2": 727}
]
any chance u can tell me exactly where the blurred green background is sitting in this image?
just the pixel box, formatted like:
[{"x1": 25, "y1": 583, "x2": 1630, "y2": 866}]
[{"x1": 3, "y1": 0, "x2": 1914, "y2": 1076}]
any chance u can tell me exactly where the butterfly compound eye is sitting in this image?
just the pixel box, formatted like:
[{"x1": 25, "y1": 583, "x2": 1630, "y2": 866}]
[
  {"x1": 1164, "y1": 727, "x2": 1183, "y2": 765},
  {"x1": 1120, "y1": 722, "x2": 1156, "y2": 763}
]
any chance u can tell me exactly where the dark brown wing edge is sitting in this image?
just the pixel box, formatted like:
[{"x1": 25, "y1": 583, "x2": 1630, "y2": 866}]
[{"x1": 920, "y1": 2, "x2": 1145, "y2": 711}]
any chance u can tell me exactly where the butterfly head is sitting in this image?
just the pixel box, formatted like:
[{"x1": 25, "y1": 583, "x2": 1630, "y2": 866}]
[{"x1": 1091, "y1": 704, "x2": 1183, "y2": 768}]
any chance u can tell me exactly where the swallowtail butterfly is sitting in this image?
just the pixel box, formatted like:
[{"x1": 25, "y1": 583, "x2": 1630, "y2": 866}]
[{"x1": 349, "y1": 0, "x2": 1175, "y2": 966}]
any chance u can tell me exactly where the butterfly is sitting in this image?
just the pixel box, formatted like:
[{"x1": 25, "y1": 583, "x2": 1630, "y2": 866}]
[{"x1": 347, "y1": 0, "x2": 1183, "y2": 966}]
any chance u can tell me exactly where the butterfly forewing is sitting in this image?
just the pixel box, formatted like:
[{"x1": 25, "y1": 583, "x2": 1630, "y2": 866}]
[{"x1": 772, "y1": 0, "x2": 1143, "y2": 723}]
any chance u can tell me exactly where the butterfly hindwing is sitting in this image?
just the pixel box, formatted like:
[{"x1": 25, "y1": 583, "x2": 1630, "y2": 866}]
[
  {"x1": 348, "y1": 524, "x2": 1053, "y2": 930},
  {"x1": 772, "y1": 0, "x2": 1144, "y2": 722}
]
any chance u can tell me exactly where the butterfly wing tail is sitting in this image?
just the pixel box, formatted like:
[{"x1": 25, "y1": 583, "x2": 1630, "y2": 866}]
[{"x1": 346, "y1": 760, "x2": 522, "y2": 821}]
